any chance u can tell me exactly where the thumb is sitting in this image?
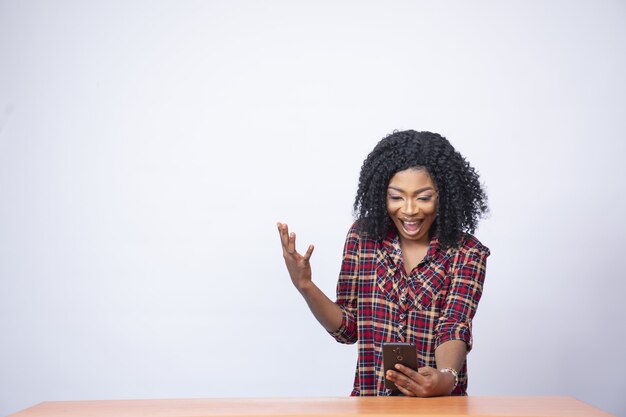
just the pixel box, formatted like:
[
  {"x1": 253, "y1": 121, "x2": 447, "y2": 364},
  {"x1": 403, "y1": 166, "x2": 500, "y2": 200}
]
[
  {"x1": 417, "y1": 366, "x2": 436, "y2": 376},
  {"x1": 303, "y1": 244, "x2": 315, "y2": 262}
]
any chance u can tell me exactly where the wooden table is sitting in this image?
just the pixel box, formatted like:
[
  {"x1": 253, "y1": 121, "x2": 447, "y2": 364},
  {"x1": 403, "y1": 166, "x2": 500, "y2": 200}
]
[{"x1": 8, "y1": 396, "x2": 616, "y2": 417}]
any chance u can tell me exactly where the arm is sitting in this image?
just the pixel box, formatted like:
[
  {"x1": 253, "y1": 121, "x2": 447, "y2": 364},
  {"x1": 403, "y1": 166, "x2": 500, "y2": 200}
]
[
  {"x1": 328, "y1": 226, "x2": 360, "y2": 344},
  {"x1": 386, "y1": 243, "x2": 489, "y2": 396},
  {"x1": 277, "y1": 222, "x2": 343, "y2": 333},
  {"x1": 386, "y1": 340, "x2": 465, "y2": 397},
  {"x1": 298, "y1": 281, "x2": 343, "y2": 333},
  {"x1": 435, "y1": 245, "x2": 489, "y2": 352},
  {"x1": 435, "y1": 339, "x2": 467, "y2": 375}
]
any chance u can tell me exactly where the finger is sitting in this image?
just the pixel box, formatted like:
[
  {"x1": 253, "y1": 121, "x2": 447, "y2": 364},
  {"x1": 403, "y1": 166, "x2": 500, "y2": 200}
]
[
  {"x1": 395, "y1": 382, "x2": 415, "y2": 397},
  {"x1": 395, "y1": 364, "x2": 419, "y2": 378},
  {"x1": 287, "y1": 232, "x2": 297, "y2": 254},
  {"x1": 277, "y1": 223, "x2": 290, "y2": 248},
  {"x1": 396, "y1": 364, "x2": 427, "y2": 385},
  {"x1": 387, "y1": 369, "x2": 410, "y2": 387},
  {"x1": 417, "y1": 366, "x2": 436, "y2": 375},
  {"x1": 303, "y1": 244, "x2": 315, "y2": 262},
  {"x1": 386, "y1": 370, "x2": 416, "y2": 397}
]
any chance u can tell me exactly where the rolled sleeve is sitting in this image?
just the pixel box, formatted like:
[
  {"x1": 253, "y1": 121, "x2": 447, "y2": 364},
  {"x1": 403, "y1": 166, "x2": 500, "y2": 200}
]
[
  {"x1": 329, "y1": 306, "x2": 357, "y2": 344},
  {"x1": 436, "y1": 318, "x2": 473, "y2": 349},
  {"x1": 435, "y1": 243, "x2": 489, "y2": 352},
  {"x1": 328, "y1": 225, "x2": 361, "y2": 345}
]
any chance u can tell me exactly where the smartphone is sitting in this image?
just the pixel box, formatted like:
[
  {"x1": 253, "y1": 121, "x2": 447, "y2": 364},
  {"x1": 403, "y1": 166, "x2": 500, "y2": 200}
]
[{"x1": 382, "y1": 342, "x2": 418, "y2": 391}]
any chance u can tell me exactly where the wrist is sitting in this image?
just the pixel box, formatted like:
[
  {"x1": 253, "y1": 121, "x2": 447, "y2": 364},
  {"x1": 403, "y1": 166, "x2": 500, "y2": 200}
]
[
  {"x1": 296, "y1": 279, "x2": 315, "y2": 295},
  {"x1": 439, "y1": 368, "x2": 458, "y2": 394}
]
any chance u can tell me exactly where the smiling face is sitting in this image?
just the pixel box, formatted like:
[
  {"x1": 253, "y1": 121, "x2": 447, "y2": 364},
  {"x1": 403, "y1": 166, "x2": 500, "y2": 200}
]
[{"x1": 386, "y1": 168, "x2": 438, "y2": 245}]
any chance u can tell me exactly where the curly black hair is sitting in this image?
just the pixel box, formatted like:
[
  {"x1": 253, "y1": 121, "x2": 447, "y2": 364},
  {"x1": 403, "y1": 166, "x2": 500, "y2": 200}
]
[{"x1": 354, "y1": 130, "x2": 488, "y2": 248}]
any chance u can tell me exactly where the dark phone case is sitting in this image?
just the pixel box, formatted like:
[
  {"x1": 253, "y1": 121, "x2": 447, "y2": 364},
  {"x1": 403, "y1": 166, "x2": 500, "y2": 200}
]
[{"x1": 382, "y1": 343, "x2": 418, "y2": 391}]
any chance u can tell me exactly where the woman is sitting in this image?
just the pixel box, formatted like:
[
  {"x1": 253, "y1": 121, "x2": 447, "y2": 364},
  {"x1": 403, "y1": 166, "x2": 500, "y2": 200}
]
[{"x1": 277, "y1": 130, "x2": 490, "y2": 397}]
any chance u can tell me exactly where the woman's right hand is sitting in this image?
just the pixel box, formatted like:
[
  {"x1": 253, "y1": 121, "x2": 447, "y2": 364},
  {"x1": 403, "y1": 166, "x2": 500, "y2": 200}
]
[{"x1": 277, "y1": 222, "x2": 315, "y2": 292}]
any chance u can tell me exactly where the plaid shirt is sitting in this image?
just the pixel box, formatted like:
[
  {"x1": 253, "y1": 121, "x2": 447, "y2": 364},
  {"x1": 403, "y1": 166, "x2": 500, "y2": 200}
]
[{"x1": 329, "y1": 223, "x2": 490, "y2": 396}]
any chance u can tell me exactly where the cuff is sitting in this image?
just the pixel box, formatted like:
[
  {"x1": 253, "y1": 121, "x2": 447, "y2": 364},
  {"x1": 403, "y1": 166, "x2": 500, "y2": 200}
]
[
  {"x1": 328, "y1": 307, "x2": 357, "y2": 344},
  {"x1": 436, "y1": 321, "x2": 473, "y2": 351}
]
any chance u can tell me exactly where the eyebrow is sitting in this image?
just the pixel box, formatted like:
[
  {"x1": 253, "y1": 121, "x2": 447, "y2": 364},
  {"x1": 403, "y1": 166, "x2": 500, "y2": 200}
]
[{"x1": 387, "y1": 186, "x2": 436, "y2": 194}]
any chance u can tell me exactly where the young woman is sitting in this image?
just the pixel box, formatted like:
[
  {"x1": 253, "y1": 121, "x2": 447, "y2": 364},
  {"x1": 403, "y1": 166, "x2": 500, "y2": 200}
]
[{"x1": 278, "y1": 130, "x2": 490, "y2": 397}]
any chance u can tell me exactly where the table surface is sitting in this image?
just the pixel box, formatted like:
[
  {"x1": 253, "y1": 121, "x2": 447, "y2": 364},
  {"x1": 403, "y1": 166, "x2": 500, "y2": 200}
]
[{"x1": 8, "y1": 396, "x2": 616, "y2": 417}]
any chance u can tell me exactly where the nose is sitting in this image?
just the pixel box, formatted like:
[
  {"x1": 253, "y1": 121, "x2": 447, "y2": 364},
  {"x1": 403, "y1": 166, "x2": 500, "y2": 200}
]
[{"x1": 403, "y1": 200, "x2": 420, "y2": 216}]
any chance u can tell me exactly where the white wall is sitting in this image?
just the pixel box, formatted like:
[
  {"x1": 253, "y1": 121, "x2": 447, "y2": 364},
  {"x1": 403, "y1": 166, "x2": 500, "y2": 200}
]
[{"x1": 1, "y1": 1, "x2": 625, "y2": 416}]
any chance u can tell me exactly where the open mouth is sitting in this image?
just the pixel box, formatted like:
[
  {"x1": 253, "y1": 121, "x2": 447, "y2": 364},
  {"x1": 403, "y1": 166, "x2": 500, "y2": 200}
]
[{"x1": 401, "y1": 219, "x2": 423, "y2": 234}]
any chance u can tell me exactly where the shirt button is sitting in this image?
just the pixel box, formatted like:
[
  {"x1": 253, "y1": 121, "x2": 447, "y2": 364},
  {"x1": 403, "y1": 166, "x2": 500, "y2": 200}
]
[
  {"x1": 398, "y1": 323, "x2": 404, "y2": 329},
  {"x1": 399, "y1": 314, "x2": 406, "y2": 320}
]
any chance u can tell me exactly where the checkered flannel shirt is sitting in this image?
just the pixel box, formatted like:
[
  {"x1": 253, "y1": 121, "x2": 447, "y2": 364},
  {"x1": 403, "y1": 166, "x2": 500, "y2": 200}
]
[{"x1": 329, "y1": 223, "x2": 490, "y2": 396}]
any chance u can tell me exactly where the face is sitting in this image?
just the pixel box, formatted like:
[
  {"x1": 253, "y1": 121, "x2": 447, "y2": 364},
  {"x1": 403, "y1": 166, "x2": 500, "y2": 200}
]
[{"x1": 386, "y1": 168, "x2": 438, "y2": 245}]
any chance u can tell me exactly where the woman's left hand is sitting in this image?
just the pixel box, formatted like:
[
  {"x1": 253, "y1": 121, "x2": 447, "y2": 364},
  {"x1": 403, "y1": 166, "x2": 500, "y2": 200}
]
[{"x1": 385, "y1": 365, "x2": 456, "y2": 397}]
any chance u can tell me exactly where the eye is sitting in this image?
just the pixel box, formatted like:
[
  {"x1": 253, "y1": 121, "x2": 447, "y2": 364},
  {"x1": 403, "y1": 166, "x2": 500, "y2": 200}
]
[
  {"x1": 418, "y1": 195, "x2": 433, "y2": 201},
  {"x1": 387, "y1": 195, "x2": 403, "y2": 201}
]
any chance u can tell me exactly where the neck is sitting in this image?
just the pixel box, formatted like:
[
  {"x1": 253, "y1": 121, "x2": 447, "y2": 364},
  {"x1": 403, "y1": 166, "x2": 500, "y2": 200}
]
[{"x1": 399, "y1": 235, "x2": 430, "y2": 249}]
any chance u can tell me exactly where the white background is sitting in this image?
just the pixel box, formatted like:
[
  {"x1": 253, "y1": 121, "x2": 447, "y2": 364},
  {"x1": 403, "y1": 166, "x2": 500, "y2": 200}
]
[{"x1": 1, "y1": 1, "x2": 625, "y2": 416}]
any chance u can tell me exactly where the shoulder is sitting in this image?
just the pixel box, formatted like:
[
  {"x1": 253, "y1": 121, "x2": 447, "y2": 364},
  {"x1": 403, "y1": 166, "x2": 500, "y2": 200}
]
[
  {"x1": 443, "y1": 234, "x2": 490, "y2": 281},
  {"x1": 451, "y1": 233, "x2": 491, "y2": 259},
  {"x1": 344, "y1": 222, "x2": 384, "y2": 251}
]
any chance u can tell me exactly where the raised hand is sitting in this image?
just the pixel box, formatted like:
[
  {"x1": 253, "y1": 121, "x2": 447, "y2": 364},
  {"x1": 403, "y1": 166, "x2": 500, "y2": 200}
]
[{"x1": 277, "y1": 222, "x2": 315, "y2": 292}]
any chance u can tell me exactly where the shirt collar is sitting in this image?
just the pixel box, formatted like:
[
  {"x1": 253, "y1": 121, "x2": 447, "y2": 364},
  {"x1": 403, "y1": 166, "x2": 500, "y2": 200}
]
[{"x1": 382, "y1": 229, "x2": 442, "y2": 262}]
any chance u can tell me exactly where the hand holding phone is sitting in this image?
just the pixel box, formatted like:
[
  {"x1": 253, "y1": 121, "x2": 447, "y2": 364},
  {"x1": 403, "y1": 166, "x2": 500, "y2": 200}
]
[{"x1": 382, "y1": 342, "x2": 418, "y2": 391}]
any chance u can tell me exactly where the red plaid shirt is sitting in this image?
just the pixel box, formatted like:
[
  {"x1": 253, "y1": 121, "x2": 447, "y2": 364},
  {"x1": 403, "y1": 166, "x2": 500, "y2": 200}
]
[{"x1": 329, "y1": 223, "x2": 490, "y2": 396}]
